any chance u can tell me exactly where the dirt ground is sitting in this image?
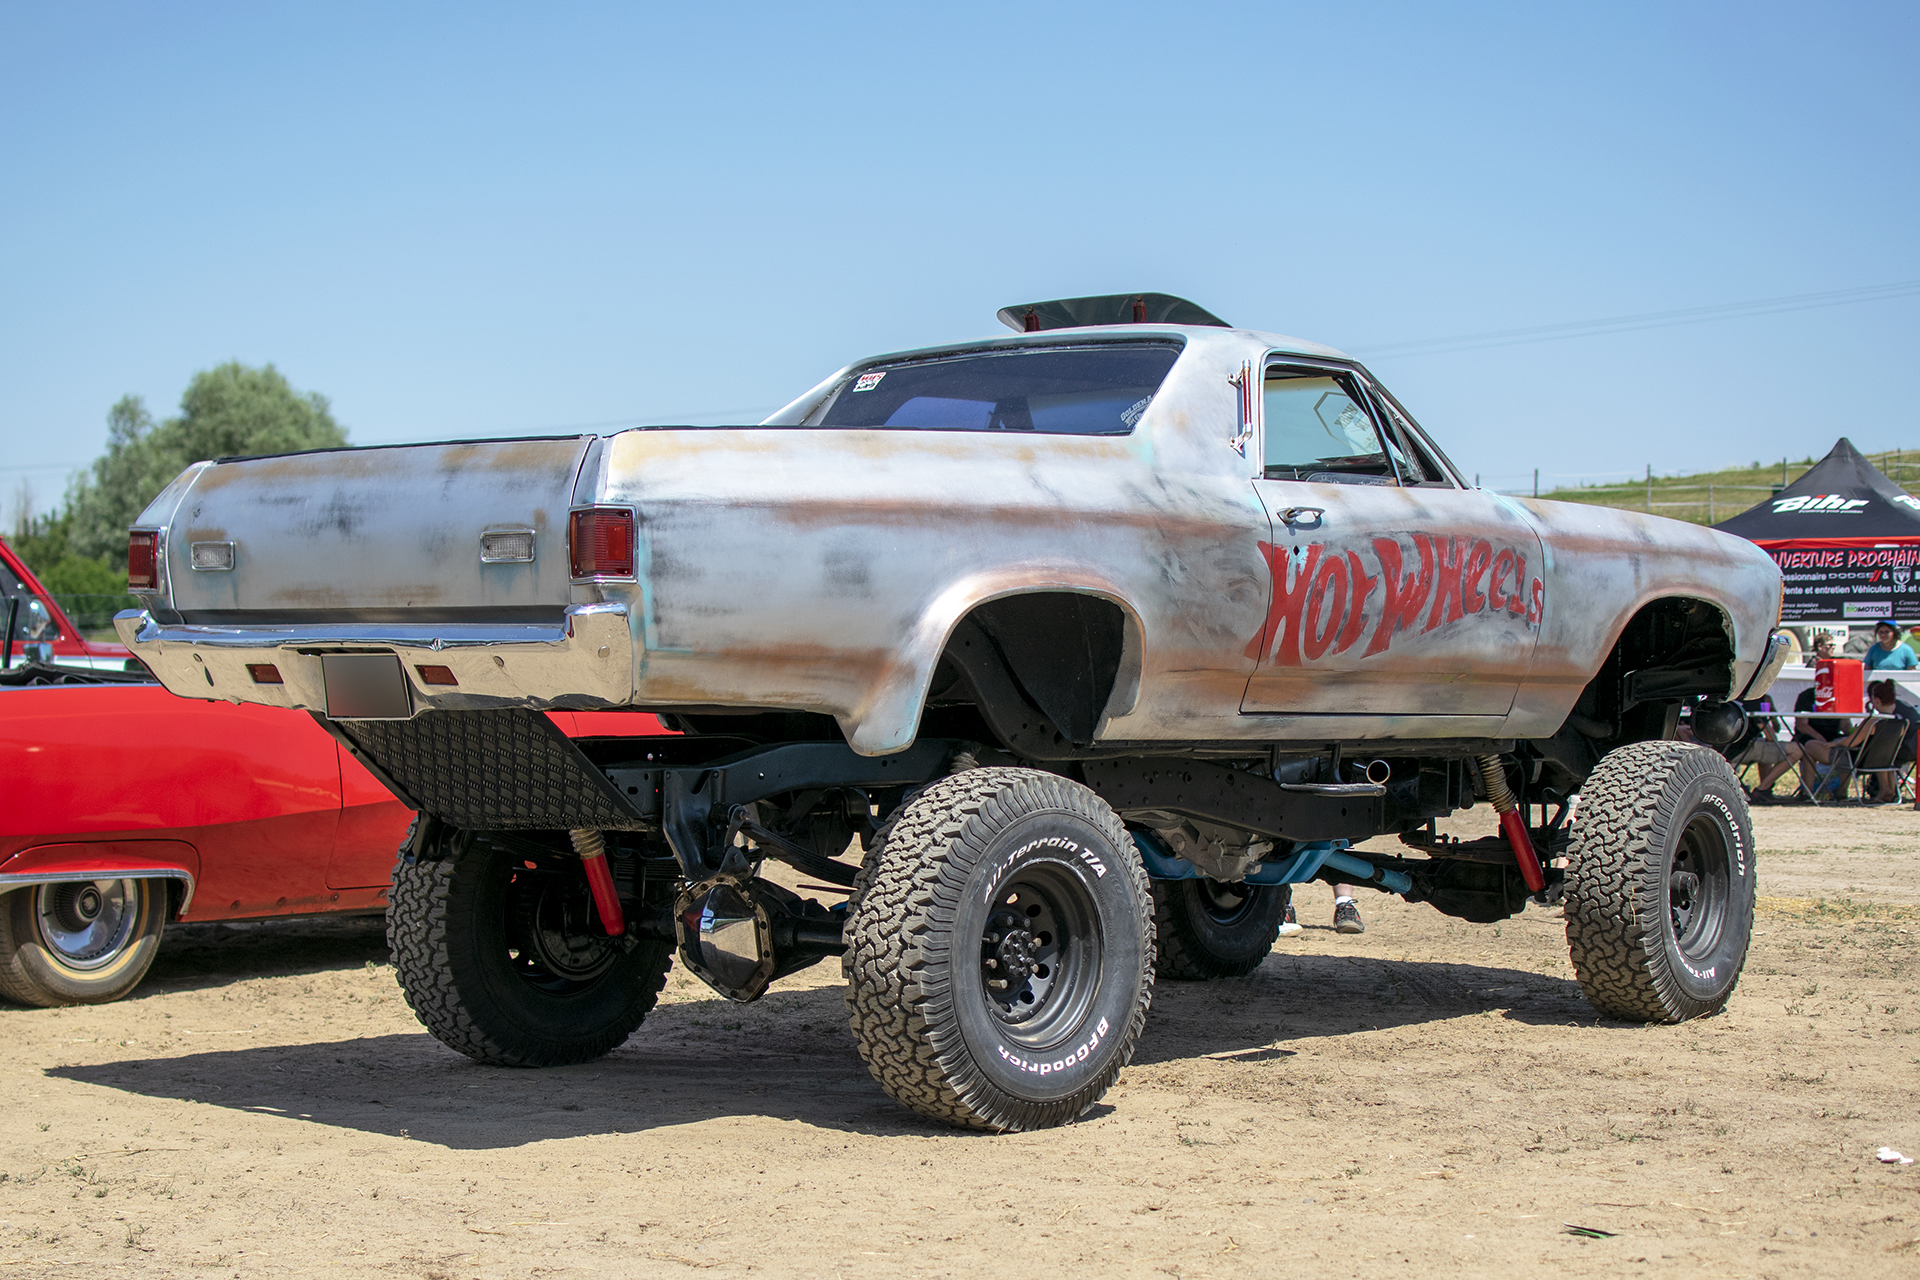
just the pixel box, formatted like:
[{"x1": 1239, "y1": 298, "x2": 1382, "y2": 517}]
[{"x1": 3, "y1": 804, "x2": 1917, "y2": 1279}]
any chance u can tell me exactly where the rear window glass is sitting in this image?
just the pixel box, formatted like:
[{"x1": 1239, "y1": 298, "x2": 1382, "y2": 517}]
[{"x1": 802, "y1": 343, "x2": 1181, "y2": 435}]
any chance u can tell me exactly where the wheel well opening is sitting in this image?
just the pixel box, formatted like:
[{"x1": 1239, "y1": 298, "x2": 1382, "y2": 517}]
[
  {"x1": 1573, "y1": 596, "x2": 1737, "y2": 744},
  {"x1": 924, "y1": 593, "x2": 1130, "y2": 756}
]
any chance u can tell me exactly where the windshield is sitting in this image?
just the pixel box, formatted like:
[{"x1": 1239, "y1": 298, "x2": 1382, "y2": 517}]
[
  {"x1": 0, "y1": 558, "x2": 57, "y2": 644},
  {"x1": 798, "y1": 343, "x2": 1181, "y2": 435}
]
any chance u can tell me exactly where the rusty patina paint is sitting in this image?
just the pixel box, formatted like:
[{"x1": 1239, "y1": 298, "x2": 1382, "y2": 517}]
[{"x1": 120, "y1": 323, "x2": 1782, "y2": 754}]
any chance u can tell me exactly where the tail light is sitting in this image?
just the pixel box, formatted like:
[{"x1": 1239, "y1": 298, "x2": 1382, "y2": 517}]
[
  {"x1": 569, "y1": 507, "x2": 635, "y2": 579},
  {"x1": 127, "y1": 531, "x2": 161, "y2": 593}
]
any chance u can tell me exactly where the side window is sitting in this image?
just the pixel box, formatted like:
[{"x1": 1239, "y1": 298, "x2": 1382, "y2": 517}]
[{"x1": 1262, "y1": 367, "x2": 1396, "y2": 484}]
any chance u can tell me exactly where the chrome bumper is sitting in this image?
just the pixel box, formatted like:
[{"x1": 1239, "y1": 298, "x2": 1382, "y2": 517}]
[
  {"x1": 113, "y1": 603, "x2": 635, "y2": 717},
  {"x1": 1739, "y1": 631, "x2": 1793, "y2": 701}
]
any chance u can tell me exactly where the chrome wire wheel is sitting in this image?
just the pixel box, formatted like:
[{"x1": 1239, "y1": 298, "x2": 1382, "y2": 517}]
[
  {"x1": 36, "y1": 880, "x2": 140, "y2": 971},
  {"x1": 0, "y1": 877, "x2": 167, "y2": 1007}
]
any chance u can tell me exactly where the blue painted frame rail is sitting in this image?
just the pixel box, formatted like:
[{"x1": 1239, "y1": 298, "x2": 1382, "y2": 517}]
[{"x1": 1132, "y1": 830, "x2": 1413, "y2": 896}]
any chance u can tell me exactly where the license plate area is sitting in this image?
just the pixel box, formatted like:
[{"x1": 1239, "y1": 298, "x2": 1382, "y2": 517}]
[{"x1": 321, "y1": 653, "x2": 413, "y2": 720}]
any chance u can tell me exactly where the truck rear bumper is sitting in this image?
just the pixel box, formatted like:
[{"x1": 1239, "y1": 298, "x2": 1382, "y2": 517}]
[{"x1": 113, "y1": 603, "x2": 635, "y2": 718}]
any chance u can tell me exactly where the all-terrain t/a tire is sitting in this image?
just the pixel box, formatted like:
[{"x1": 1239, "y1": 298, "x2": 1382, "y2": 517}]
[
  {"x1": 843, "y1": 768, "x2": 1155, "y2": 1132},
  {"x1": 0, "y1": 878, "x2": 168, "y2": 1007},
  {"x1": 1564, "y1": 741, "x2": 1756, "y2": 1022},
  {"x1": 388, "y1": 827, "x2": 673, "y2": 1066},
  {"x1": 1151, "y1": 879, "x2": 1287, "y2": 980}
]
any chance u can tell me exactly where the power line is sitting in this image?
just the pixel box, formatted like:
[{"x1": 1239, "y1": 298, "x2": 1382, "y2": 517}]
[{"x1": 1352, "y1": 279, "x2": 1920, "y2": 360}]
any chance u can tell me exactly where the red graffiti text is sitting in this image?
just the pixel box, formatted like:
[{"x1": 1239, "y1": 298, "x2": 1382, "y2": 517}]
[{"x1": 1247, "y1": 533, "x2": 1543, "y2": 666}]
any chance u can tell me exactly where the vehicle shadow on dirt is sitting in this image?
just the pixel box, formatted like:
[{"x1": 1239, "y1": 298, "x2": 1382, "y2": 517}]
[
  {"x1": 132, "y1": 916, "x2": 393, "y2": 1000},
  {"x1": 48, "y1": 950, "x2": 1593, "y2": 1147},
  {"x1": 1133, "y1": 947, "x2": 1596, "y2": 1065}
]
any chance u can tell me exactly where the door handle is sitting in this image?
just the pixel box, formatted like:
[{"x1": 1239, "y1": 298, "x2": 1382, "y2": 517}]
[{"x1": 1280, "y1": 507, "x2": 1326, "y2": 526}]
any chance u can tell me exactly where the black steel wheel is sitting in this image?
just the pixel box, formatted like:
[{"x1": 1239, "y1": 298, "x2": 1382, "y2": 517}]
[
  {"x1": 1151, "y1": 877, "x2": 1287, "y2": 980},
  {"x1": 1564, "y1": 741, "x2": 1756, "y2": 1022},
  {"x1": 843, "y1": 768, "x2": 1154, "y2": 1132},
  {"x1": 388, "y1": 826, "x2": 673, "y2": 1066},
  {"x1": 0, "y1": 878, "x2": 168, "y2": 1007}
]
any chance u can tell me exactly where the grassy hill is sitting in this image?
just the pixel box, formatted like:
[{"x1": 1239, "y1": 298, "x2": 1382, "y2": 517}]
[{"x1": 1526, "y1": 448, "x2": 1920, "y2": 526}]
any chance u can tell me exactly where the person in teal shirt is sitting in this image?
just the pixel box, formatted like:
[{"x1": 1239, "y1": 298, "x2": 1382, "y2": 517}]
[{"x1": 1865, "y1": 620, "x2": 1920, "y2": 671}]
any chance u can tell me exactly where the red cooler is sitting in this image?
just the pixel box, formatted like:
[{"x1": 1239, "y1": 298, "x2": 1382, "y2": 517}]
[{"x1": 1814, "y1": 657, "x2": 1864, "y2": 715}]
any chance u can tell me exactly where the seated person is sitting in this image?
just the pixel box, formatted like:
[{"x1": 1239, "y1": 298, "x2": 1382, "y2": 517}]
[
  {"x1": 1841, "y1": 679, "x2": 1920, "y2": 802},
  {"x1": 1865, "y1": 620, "x2": 1919, "y2": 672},
  {"x1": 1791, "y1": 632, "x2": 1850, "y2": 790}
]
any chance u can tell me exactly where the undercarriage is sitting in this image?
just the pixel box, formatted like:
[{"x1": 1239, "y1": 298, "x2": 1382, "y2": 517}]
[{"x1": 345, "y1": 698, "x2": 1757, "y2": 1132}]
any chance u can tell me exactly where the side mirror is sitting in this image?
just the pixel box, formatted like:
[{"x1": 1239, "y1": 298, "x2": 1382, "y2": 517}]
[{"x1": 23, "y1": 597, "x2": 53, "y2": 640}]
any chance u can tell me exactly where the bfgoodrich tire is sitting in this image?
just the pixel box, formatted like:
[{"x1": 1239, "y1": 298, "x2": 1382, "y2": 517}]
[
  {"x1": 1564, "y1": 741, "x2": 1756, "y2": 1022},
  {"x1": 843, "y1": 768, "x2": 1154, "y2": 1132},
  {"x1": 0, "y1": 878, "x2": 168, "y2": 1007},
  {"x1": 388, "y1": 828, "x2": 673, "y2": 1067},
  {"x1": 1151, "y1": 879, "x2": 1286, "y2": 980}
]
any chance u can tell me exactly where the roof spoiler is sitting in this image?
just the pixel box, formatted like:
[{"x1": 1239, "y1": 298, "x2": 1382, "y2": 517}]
[{"x1": 995, "y1": 293, "x2": 1230, "y2": 333}]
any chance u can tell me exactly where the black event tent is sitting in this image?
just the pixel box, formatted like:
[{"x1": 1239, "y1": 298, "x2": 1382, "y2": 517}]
[{"x1": 1712, "y1": 437, "x2": 1920, "y2": 623}]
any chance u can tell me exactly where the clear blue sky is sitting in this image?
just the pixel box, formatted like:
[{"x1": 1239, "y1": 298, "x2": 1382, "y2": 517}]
[{"x1": 3, "y1": 1, "x2": 1916, "y2": 525}]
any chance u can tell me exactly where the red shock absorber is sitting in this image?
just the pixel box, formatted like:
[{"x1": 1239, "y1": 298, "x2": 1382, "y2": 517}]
[
  {"x1": 1476, "y1": 755, "x2": 1547, "y2": 893},
  {"x1": 569, "y1": 829, "x2": 627, "y2": 937}
]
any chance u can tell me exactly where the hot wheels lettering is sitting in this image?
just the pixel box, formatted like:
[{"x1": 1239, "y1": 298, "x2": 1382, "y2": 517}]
[{"x1": 1248, "y1": 532, "x2": 1542, "y2": 665}]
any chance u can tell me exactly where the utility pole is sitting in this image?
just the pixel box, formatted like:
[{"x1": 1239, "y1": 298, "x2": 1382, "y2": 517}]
[
  {"x1": 1533, "y1": 468, "x2": 1539, "y2": 498},
  {"x1": 1645, "y1": 464, "x2": 1652, "y2": 512},
  {"x1": 1782, "y1": 456, "x2": 1788, "y2": 486}
]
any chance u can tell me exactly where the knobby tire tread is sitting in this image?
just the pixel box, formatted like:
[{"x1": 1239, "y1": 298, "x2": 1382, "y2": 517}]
[
  {"x1": 1563, "y1": 740, "x2": 1750, "y2": 1023},
  {"x1": 842, "y1": 767, "x2": 1154, "y2": 1132},
  {"x1": 1150, "y1": 880, "x2": 1281, "y2": 981},
  {"x1": 387, "y1": 822, "x2": 671, "y2": 1066}
]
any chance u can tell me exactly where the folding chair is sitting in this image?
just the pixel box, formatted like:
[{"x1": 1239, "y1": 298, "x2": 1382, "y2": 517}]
[
  {"x1": 1795, "y1": 742, "x2": 1854, "y2": 805},
  {"x1": 1850, "y1": 720, "x2": 1913, "y2": 804}
]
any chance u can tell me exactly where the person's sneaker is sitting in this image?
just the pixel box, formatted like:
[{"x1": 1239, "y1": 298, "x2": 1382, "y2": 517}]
[
  {"x1": 1333, "y1": 900, "x2": 1365, "y2": 934},
  {"x1": 1277, "y1": 901, "x2": 1303, "y2": 937}
]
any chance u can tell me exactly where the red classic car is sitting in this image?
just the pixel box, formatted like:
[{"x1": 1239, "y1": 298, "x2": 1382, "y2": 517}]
[
  {"x1": 1, "y1": 539, "x2": 669, "y2": 1005},
  {"x1": 0, "y1": 536, "x2": 134, "y2": 669}
]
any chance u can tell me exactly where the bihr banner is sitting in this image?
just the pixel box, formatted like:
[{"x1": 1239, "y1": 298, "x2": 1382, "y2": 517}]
[{"x1": 1771, "y1": 541, "x2": 1920, "y2": 622}]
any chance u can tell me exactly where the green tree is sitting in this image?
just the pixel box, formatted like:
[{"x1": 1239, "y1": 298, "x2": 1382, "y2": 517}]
[{"x1": 65, "y1": 362, "x2": 346, "y2": 567}]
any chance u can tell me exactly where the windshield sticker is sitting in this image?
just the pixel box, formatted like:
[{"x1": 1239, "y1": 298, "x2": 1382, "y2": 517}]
[
  {"x1": 851, "y1": 372, "x2": 886, "y2": 393},
  {"x1": 1245, "y1": 533, "x2": 1543, "y2": 666},
  {"x1": 1120, "y1": 396, "x2": 1151, "y2": 428}
]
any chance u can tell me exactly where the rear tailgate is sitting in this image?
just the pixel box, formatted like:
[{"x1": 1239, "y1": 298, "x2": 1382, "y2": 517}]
[{"x1": 163, "y1": 437, "x2": 592, "y2": 619}]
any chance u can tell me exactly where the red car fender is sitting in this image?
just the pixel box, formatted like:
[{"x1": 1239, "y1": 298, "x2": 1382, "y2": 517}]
[{"x1": 0, "y1": 839, "x2": 199, "y2": 913}]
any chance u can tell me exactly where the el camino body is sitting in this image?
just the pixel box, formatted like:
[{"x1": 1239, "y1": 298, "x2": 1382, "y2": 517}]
[
  {"x1": 116, "y1": 322, "x2": 1781, "y2": 752},
  {"x1": 107, "y1": 295, "x2": 1788, "y2": 1131}
]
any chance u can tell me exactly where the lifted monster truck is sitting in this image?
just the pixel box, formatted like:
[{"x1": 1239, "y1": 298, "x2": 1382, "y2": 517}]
[{"x1": 117, "y1": 293, "x2": 1789, "y2": 1132}]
